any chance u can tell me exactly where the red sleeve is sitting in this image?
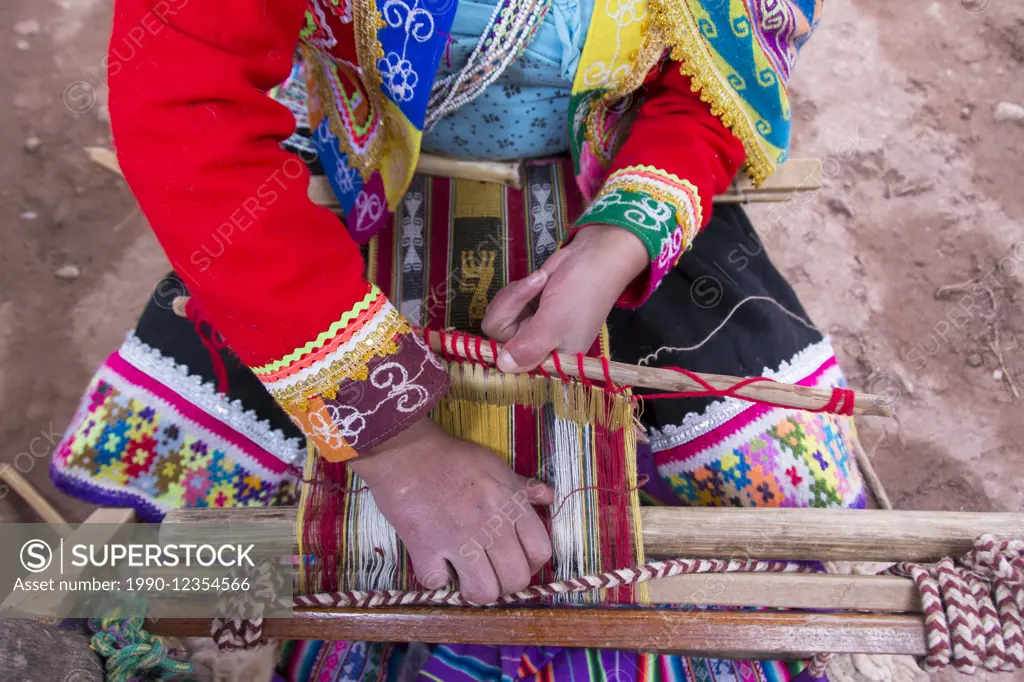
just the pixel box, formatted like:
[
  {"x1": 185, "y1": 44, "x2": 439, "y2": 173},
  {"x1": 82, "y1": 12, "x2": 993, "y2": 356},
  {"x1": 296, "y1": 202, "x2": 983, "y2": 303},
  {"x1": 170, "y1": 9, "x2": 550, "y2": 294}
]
[
  {"x1": 609, "y1": 65, "x2": 746, "y2": 230},
  {"x1": 109, "y1": 0, "x2": 447, "y2": 459},
  {"x1": 569, "y1": 61, "x2": 747, "y2": 306}
]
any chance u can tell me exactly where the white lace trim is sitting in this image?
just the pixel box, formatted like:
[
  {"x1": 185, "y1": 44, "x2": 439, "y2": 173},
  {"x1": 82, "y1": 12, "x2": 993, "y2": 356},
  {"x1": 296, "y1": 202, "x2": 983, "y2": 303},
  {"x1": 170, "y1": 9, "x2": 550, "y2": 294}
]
[
  {"x1": 647, "y1": 338, "x2": 840, "y2": 452},
  {"x1": 118, "y1": 333, "x2": 306, "y2": 467}
]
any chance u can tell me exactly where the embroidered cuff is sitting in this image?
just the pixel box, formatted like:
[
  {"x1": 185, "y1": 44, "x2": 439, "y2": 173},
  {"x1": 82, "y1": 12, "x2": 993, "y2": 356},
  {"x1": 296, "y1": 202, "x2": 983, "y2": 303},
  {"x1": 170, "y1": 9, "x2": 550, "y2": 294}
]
[
  {"x1": 252, "y1": 285, "x2": 449, "y2": 461},
  {"x1": 571, "y1": 166, "x2": 702, "y2": 307}
]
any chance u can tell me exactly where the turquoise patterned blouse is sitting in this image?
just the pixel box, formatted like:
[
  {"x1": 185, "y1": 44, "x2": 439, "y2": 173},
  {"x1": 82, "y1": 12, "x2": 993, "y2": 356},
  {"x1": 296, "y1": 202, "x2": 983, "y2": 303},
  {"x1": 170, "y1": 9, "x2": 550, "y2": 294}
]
[{"x1": 421, "y1": 0, "x2": 592, "y2": 160}]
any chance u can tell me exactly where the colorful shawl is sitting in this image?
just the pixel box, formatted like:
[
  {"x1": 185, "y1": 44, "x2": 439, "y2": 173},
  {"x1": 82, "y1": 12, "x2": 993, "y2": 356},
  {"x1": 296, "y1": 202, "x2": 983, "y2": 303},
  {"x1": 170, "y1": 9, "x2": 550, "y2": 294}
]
[{"x1": 299, "y1": 0, "x2": 820, "y2": 242}]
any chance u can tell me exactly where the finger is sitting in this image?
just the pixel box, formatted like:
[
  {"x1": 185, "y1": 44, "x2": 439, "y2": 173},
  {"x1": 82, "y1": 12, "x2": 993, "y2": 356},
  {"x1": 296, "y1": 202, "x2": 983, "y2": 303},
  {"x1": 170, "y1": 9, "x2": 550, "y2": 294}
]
[
  {"x1": 410, "y1": 551, "x2": 453, "y2": 590},
  {"x1": 517, "y1": 475, "x2": 555, "y2": 506},
  {"x1": 486, "y1": 533, "x2": 532, "y2": 598},
  {"x1": 449, "y1": 551, "x2": 501, "y2": 605},
  {"x1": 482, "y1": 270, "x2": 548, "y2": 342},
  {"x1": 515, "y1": 506, "x2": 553, "y2": 575},
  {"x1": 496, "y1": 303, "x2": 563, "y2": 373}
]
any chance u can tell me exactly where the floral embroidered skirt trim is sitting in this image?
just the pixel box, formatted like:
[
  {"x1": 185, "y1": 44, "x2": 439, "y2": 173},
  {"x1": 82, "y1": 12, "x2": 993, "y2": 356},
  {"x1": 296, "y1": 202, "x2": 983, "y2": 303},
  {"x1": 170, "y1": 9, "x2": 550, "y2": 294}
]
[{"x1": 51, "y1": 157, "x2": 864, "y2": 681}]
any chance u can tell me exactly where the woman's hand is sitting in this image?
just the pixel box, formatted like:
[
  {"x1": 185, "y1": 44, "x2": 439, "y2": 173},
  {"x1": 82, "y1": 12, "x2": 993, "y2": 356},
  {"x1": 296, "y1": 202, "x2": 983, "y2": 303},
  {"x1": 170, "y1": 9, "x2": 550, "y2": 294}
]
[
  {"x1": 347, "y1": 419, "x2": 554, "y2": 604},
  {"x1": 482, "y1": 224, "x2": 649, "y2": 372}
]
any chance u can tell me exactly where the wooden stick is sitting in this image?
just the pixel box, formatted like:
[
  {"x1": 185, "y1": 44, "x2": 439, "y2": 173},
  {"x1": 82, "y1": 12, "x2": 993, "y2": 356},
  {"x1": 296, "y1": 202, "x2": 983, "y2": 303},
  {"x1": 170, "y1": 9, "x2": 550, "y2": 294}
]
[
  {"x1": 86, "y1": 148, "x2": 820, "y2": 205},
  {"x1": 646, "y1": 572, "x2": 920, "y2": 612},
  {"x1": 0, "y1": 464, "x2": 72, "y2": 535},
  {"x1": 161, "y1": 506, "x2": 1024, "y2": 562},
  {"x1": 146, "y1": 609, "x2": 928, "y2": 658},
  {"x1": 854, "y1": 437, "x2": 894, "y2": 511},
  {"x1": 423, "y1": 329, "x2": 893, "y2": 418},
  {"x1": 416, "y1": 154, "x2": 523, "y2": 189}
]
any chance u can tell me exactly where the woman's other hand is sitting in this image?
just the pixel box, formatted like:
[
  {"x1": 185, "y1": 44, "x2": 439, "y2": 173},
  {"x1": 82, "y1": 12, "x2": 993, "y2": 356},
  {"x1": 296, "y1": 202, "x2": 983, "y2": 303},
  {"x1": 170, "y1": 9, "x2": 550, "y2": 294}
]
[{"x1": 482, "y1": 224, "x2": 648, "y2": 372}]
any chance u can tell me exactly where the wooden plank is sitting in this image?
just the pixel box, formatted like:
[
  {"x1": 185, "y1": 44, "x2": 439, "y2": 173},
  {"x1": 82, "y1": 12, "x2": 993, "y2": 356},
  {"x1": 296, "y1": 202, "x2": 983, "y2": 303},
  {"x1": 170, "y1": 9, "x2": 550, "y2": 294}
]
[
  {"x1": 147, "y1": 608, "x2": 927, "y2": 657},
  {"x1": 733, "y1": 158, "x2": 821, "y2": 193},
  {"x1": 1, "y1": 508, "x2": 136, "y2": 620},
  {"x1": 87, "y1": 147, "x2": 820, "y2": 205},
  {"x1": 161, "y1": 506, "x2": 1024, "y2": 562},
  {"x1": 640, "y1": 507, "x2": 1024, "y2": 561},
  {"x1": 646, "y1": 573, "x2": 921, "y2": 613}
]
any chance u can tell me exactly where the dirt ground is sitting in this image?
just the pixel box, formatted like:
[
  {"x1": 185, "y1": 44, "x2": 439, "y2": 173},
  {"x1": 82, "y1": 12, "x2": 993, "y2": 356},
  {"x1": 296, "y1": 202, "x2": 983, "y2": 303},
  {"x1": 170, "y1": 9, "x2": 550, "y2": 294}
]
[{"x1": 0, "y1": 0, "x2": 1022, "y2": 675}]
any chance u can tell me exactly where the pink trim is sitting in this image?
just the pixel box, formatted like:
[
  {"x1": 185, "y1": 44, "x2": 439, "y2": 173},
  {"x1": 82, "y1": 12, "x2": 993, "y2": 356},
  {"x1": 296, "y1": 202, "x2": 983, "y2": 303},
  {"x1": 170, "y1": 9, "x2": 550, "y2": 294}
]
[
  {"x1": 107, "y1": 352, "x2": 289, "y2": 475},
  {"x1": 664, "y1": 354, "x2": 840, "y2": 461}
]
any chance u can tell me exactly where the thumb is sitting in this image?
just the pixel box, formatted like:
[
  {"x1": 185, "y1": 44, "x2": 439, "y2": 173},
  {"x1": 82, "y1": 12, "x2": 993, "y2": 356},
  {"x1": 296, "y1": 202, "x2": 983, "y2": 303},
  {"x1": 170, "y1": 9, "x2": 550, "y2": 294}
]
[
  {"x1": 518, "y1": 475, "x2": 555, "y2": 506},
  {"x1": 496, "y1": 304, "x2": 562, "y2": 373},
  {"x1": 482, "y1": 270, "x2": 548, "y2": 342}
]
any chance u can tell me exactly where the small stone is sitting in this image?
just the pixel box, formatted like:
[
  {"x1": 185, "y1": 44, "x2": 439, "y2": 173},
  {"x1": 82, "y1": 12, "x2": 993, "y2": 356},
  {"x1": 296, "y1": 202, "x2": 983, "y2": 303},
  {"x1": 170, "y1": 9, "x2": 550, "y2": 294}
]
[
  {"x1": 966, "y1": 353, "x2": 983, "y2": 368},
  {"x1": 13, "y1": 19, "x2": 41, "y2": 36},
  {"x1": 994, "y1": 101, "x2": 1024, "y2": 124},
  {"x1": 15, "y1": 39, "x2": 29, "y2": 50},
  {"x1": 20, "y1": 211, "x2": 37, "y2": 220},
  {"x1": 826, "y1": 197, "x2": 854, "y2": 218},
  {"x1": 55, "y1": 264, "x2": 81, "y2": 280},
  {"x1": 960, "y1": 106, "x2": 972, "y2": 120},
  {"x1": 993, "y1": 369, "x2": 1004, "y2": 381},
  {"x1": 970, "y1": 62, "x2": 982, "y2": 74},
  {"x1": 23, "y1": 136, "x2": 41, "y2": 153}
]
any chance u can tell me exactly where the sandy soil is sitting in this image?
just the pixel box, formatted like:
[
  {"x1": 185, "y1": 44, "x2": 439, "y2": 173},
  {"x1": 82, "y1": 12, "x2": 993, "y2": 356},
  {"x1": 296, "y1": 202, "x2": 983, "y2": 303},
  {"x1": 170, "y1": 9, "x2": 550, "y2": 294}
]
[{"x1": 0, "y1": 0, "x2": 1022, "y2": 676}]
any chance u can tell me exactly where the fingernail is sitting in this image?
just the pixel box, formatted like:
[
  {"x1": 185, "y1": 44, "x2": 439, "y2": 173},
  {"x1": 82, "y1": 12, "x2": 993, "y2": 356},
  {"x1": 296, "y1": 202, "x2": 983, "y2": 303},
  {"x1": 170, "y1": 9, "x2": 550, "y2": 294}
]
[
  {"x1": 497, "y1": 350, "x2": 517, "y2": 372},
  {"x1": 527, "y1": 271, "x2": 546, "y2": 286}
]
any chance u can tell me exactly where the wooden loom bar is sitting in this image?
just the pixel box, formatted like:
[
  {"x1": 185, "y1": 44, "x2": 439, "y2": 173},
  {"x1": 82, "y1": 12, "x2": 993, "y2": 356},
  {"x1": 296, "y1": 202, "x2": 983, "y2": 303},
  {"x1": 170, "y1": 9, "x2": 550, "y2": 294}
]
[
  {"x1": 161, "y1": 506, "x2": 1024, "y2": 562},
  {"x1": 86, "y1": 148, "x2": 821, "y2": 203},
  {"x1": 423, "y1": 330, "x2": 892, "y2": 417},
  {"x1": 147, "y1": 609, "x2": 927, "y2": 658},
  {"x1": 645, "y1": 572, "x2": 921, "y2": 612}
]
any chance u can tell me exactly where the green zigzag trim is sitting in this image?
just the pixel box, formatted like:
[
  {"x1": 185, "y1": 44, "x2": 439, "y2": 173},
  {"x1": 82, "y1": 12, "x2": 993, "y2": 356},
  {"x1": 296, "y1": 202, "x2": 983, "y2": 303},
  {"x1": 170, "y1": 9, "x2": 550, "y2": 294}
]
[{"x1": 252, "y1": 286, "x2": 381, "y2": 376}]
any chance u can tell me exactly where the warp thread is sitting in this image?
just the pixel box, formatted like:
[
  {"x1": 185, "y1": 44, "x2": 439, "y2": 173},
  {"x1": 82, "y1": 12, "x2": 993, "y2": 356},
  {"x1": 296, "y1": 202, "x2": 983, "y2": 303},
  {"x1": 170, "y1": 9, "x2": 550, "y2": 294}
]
[{"x1": 89, "y1": 617, "x2": 192, "y2": 682}]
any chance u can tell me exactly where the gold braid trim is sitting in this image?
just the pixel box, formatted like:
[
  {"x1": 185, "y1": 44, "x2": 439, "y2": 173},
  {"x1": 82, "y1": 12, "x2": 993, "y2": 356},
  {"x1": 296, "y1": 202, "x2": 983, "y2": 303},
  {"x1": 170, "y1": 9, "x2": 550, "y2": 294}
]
[
  {"x1": 603, "y1": 16, "x2": 670, "y2": 104},
  {"x1": 600, "y1": 166, "x2": 703, "y2": 252},
  {"x1": 268, "y1": 309, "x2": 408, "y2": 411},
  {"x1": 300, "y1": 44, "x2": 383, "y2": 181},
  {"x1": 301, "y1": 0, "x2": 390, "y2": 181},
  {"x1": 648, "y1": 0, "x2": 776, "y2": 186}
]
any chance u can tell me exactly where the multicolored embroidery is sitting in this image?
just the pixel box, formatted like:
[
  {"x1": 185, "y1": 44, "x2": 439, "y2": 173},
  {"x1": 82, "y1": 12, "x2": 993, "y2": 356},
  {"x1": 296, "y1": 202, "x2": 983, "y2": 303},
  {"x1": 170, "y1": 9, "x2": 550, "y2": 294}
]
[
  {"x1": 52, "y1": 345, "x2": 298, "y2": 522},
  {"x1": 252, "y1": 286, "x2": 385, "y2": 377},
  {"x1": 301, "y1": 46, "x2": 382, "y2": 180},
  {"x1": 573, "y1": 165, "x2": 700, "y2": 305},
  {"x1": 253, "y1": 284, "x2": 449, "y2": 460},
  {"x1": 645, "y1": 0, "x2": 806, "y2": 184},
  {"x1": 650, "y1": 340, "x2": 867, "y2": 509},
  {"x1": 298, "y1": 0, "x2": 457, "y2": 243},
  {"x1": 566, "y1": 0, "x2": 815, "y2": 189}
]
